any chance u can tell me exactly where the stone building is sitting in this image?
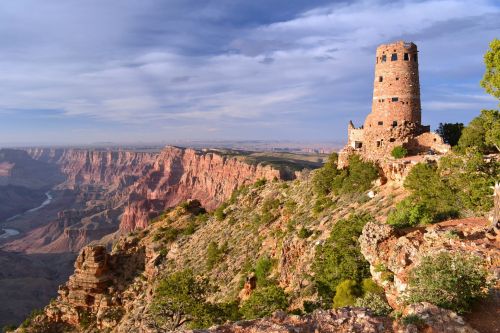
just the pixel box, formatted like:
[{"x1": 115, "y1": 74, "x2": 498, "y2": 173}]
[{"x1": 338, "y1": 41, "x2": 449, "y2": 168}]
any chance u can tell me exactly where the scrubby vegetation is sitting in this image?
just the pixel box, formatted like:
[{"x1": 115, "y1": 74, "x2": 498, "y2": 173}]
[
  {"x1": 388, "y1": 112, "x2": 498, "y2": 228},
  {"x1": 151, "y1": 270, "x2": 217, "y2": 330},
  {"x1": 406, "y1": 252, "x2": 488, "y2": 314},
  {"x1": 391, "y1": 146, "x2": 408, "y2": 159},
  {"x1": 313, "y1": 214, "x2": 372, "y2": 304},
  {"x1": 313, "y1": 154, "x2": 378, "y2": 196},
  {"x1": 240, "y1": 285, "x2": 288, "y2": 319}
]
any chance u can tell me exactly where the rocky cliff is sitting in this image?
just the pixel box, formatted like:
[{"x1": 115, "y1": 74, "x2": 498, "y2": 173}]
[
  {"x1": 120, "y1": 146, "x2": 285, "y2": 231},
  {"x1": 26, "y1": 148, "x2": 157, "y2": 191}
]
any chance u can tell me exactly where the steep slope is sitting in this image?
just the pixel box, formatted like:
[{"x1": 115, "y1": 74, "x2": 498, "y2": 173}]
[
  {"x1": 16, "y1": 173, "x2": 402, "y2": 332},
  {"x1": 15, "y1": 167, "x2": 499, "y2": 333}
]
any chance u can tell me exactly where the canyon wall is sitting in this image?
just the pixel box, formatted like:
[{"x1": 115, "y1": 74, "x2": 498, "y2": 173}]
[
  {"x1": 26, "y1": 148, "x2": 157, "y2": 190},
  {"x1": 120, "y1": 146, "x2": 286, "y2": 230},
  {"x1": 6, "y1": 146, "x2": 289, "y2": 252}
]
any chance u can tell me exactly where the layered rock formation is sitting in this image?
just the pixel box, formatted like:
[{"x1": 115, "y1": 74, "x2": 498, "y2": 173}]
[
  {"x1": 359, "y1": 218, "x2": 500, "y2": 308},
  {"x1": 120, "y1": 146, "x2": 285, "y2": 231},
  {"x1": 26, "y1": 148, "x2": 157, "y2": 190}
]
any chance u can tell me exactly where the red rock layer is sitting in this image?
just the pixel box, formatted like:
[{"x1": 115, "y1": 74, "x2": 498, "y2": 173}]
[{"x1": 120, "y1": 146, "x2": 285, "y2": 231}]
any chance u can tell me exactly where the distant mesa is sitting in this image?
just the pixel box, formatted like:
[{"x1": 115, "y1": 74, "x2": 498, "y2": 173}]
[{"x1": 338, "y1": 41, "x2": 450, "y2": 169}]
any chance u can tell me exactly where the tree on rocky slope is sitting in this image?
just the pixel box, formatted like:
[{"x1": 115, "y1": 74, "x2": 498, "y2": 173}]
[{"x1": 150, "y1": 270, "x2": 216, "y2": 330}]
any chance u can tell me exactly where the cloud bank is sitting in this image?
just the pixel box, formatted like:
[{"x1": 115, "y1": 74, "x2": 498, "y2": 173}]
[{"x1": 0, "y1": 0, "x2": 498, "y2": 144}]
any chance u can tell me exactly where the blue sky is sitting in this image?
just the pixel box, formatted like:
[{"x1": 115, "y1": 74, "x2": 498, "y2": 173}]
[{"x1": 0, "y1": 0, "x2": 498, "y2": 146}]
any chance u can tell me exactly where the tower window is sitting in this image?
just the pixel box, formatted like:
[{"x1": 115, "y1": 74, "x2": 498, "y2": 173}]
[
  {"x1": 404, "y1": 53, "x2": 409, "y2": 61},
  {"x1": 389, "y1": 138, "x2": 396, "y2": 142},
  {"x1": 379, "y1": 76, "x2": 383, "y2": 82},
  {"x1": 391, "y1": 53, "x2": 398, "y2": 61},
  {"x1": 392, "y1": 121, "x2": 397, "y2": 127},
  {"x1": 381, "y1": 55, "x2": 387, "y2": 62},
  {"x1": 392, "y1": 97, "x2": 399, "y2": 102},
  {"x1": 396, "y1": 77, "x2": 399, "y2": 80},
  {"x1": 354, "y1": 141, "x2": 363, "y2": 149},
  {"x1": 378, "y1": 121, "x2": 383, "y2": 126},
  {"x1": 413, "y1": 53, "x2": 418, "y2": 62},
  {"x1": 376, "y1": 141, "x2": 381, "y2": 147}
]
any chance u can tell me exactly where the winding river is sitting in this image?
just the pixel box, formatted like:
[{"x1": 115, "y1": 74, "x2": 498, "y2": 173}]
[{"x1": 0, "y1": 191, "x2": 53, "y2": 239}]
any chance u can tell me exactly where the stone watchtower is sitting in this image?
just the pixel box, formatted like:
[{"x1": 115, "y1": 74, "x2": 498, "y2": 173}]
[{"x1": 339, "y1": 41, "x2": 449, "y2": 168}]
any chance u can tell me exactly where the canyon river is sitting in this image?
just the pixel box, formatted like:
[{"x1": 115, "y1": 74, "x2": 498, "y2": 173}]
[{"x1": 0, "y1": 191, "x2": 53, "y2": 239}]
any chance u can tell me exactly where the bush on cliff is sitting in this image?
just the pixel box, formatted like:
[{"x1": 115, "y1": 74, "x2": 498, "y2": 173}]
[
  {"x1": 406, "y1": 252, "x2": 488, "y2": 314},
  {"x1": 313, "y1": 214, "x2": 372, "y2": 304},
  {"x1": 240, "y1": 285, "x2": 288, "y2": 319},
  {"x1": 151, "y1": 270, "x2": 216, "y2": 330},
  {"x1": 313, "y1": 154, "x2": 378, "y2": 197},
  {"x1": 206, "y1": 241, "x2": 228, "y2": 270},
  {"x1": 333, "y1": 280, "x2": 360, "y2": 308},
  {"x1": 391, "y1": 146, "x2": 408, "y2": 159}
]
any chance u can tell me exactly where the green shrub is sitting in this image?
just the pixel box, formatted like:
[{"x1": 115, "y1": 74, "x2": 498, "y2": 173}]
[
  {"x1": 206, "y1": 241, "x2": 228, "y2": 270},
  {"x1": 240, "y1": 285, "x2": 288, "y2": 319},
  {"x1": 355, "y1": 292, "x2": 392, "y2": 316},
  {"x1": 313, "y1": 214, "x2": 372, "y2": 303},
  {"x1": 333, "y1": 279, "x2": 360, "y2": 308},
  {"x1": 151, "y1": 270, "x2": 216, "y2": 330},
  {"x1": 361, "y1": 278, "x2": 384, "y2": 295},
  {"x1": 153, "y1": 226, "x2": 181, "y2": 243},
  {"x1": 406, "y1": 252, "x2": 488, "y2": 314},
  {"x1": 298, "y1": 227, "x2": 313, "y2": 239},
  {"x1": 254, "y1": 178, "x2": 267, "y2": 188},
  {"x1": 254, "y1": 256, "x2": 275, "y2": 286},
  {"x1": 214, "y1": 202, "x2": 228, "y2": 221},
  {"x1": 387, "y1": 199, "x2": 433, "y2": 228},
  {"x1": 262, "y1": 198, "x2": 280, "y2": 213},
  {"x1": 391, "y1": 146, "x2": 408, "y2": 159},
  {"x1": 312, "y1": 154, "x2": 378, "y2": 196},
  {"x1": 339, "y1": 155, "x2": 379, "y2": 195}
]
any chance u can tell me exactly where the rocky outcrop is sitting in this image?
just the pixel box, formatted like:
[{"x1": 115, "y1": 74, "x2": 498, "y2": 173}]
[
  {"x1": 359, "y1": 218, "x2": 500, "y2": 307},
  {"x1": 120, "y1": 146, "x2": 286, "y2": 231}
]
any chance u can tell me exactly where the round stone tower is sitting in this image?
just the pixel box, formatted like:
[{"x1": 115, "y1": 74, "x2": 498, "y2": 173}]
[
  {"x1": 364, "y1": 41, "x2": 421, "y2": 129},
  {"x1": 338, "y1": 40, "x2": 450, "y2": 169}
]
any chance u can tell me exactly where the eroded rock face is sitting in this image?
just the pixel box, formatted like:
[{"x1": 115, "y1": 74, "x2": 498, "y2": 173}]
[
  {"x1": 359, "y1": 218, "x2": 500, "y2": 308},
  {"x1": 26, "y1": 148, "x2": 157, "y2": 190},
  {"x1": 120, "y1": 147, "x2": 285, "y2": 231}
]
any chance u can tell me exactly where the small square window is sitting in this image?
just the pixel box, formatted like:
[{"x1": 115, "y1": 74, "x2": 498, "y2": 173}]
[
  {"x1": 389, "y1": 138, "x2": 396, "y2": 142},
  {"x1": 381, "y1": 55, "x2": 387, "y2": 62},
  {"x1": 392, "y1": 121, "x2": 397, "y2": 127},
  {"x1": 404, "y1": 53, "x2": 409, "y2": 61},
  {"x1": 376, "y1": 141, "x2": 381, "y2": 147},
  {"x1": 395, "y1": 77, "x2": 399, "y2": 80},
  {"x1": 392, "y1": 97, "x2": 399, "y2": 102},
  {"x1": 379, "y1": 76, "x2": 383, "y2": 82},
  {"x1": 391, "y1": 53, "x2": 398, "y2": 61},
  {"x1": 378, "y1": 121, "x2": 383, "y2": 126}
]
